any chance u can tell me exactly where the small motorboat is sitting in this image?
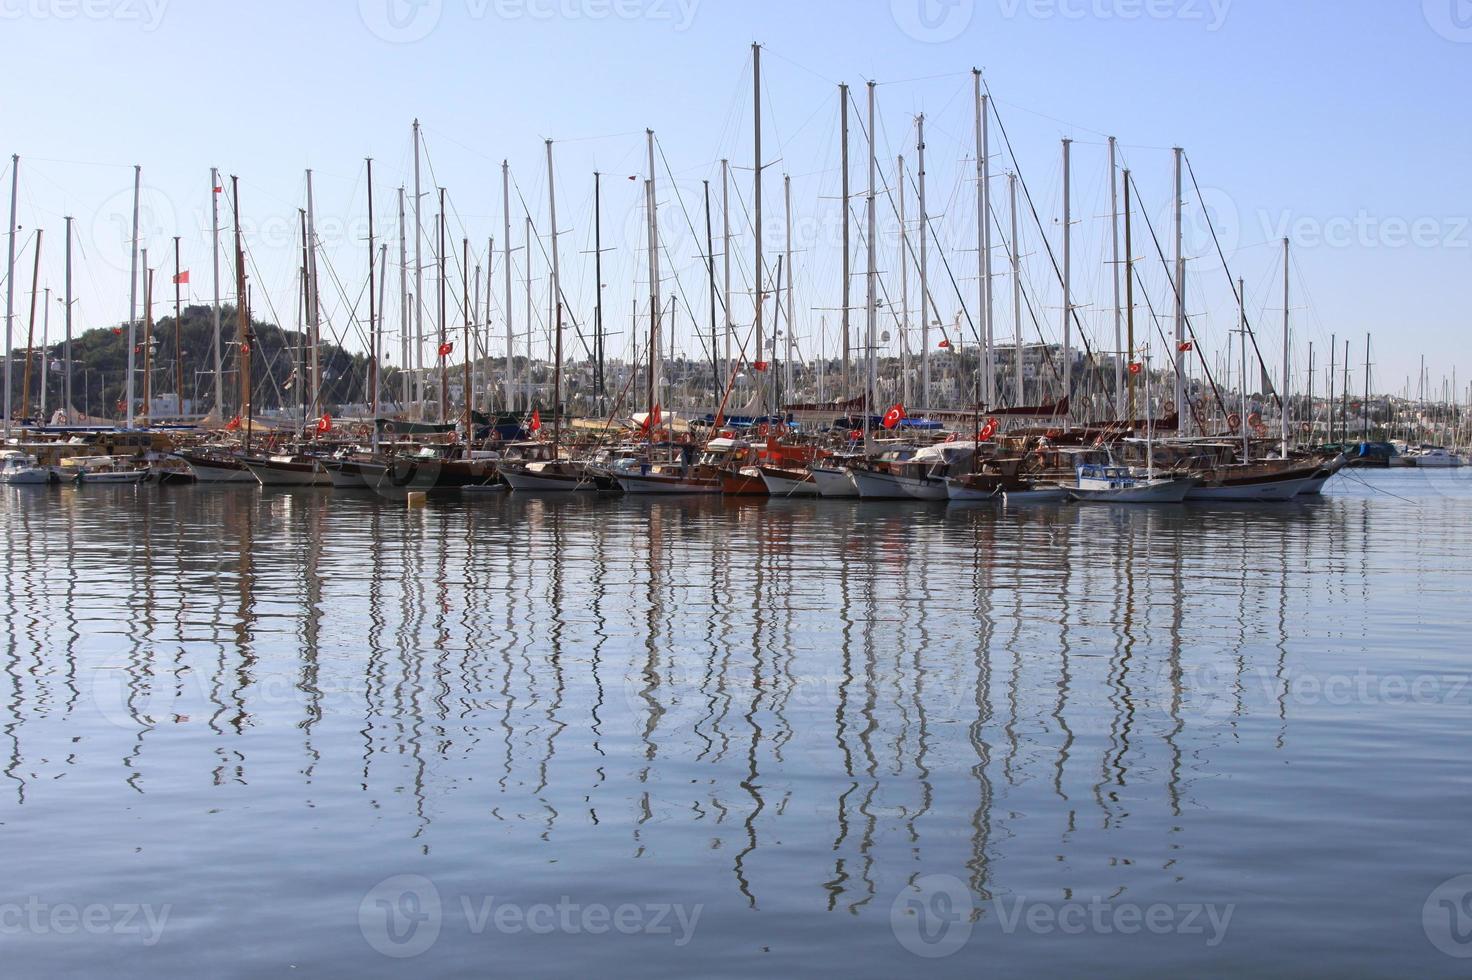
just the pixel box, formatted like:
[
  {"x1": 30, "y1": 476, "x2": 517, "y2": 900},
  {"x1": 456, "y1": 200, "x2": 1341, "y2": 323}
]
[
  {"x1": 74, "y1": 457, "x2": 150, "y2": 484},
  {"x1": 1068, "y1": 464, "x2": 1196, "y2": 504},
  {"x1": 0, "y1": 451, "x2": 52, "y2": 485}
]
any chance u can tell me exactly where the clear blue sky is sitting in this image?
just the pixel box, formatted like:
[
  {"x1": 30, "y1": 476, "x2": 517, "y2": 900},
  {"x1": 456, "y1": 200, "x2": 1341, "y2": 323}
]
[{"x1": 5, "y1": 0, "x2": 1470, "y2": 399}]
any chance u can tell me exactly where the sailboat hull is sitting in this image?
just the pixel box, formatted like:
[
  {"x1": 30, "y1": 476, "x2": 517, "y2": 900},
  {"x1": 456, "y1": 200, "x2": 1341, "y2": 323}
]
[
  {"x1": 244, "y1": 458, "x2": 331, "y2": 487},
  {"x1": 616, "y1": 472, "x2": 722, "y2": 495},
  {"x1": 758, "y1": 468, "x2": 820, "y2": 498},
  {"x1": 809, "y1": 466, "x2": 859, "y2": 498}
]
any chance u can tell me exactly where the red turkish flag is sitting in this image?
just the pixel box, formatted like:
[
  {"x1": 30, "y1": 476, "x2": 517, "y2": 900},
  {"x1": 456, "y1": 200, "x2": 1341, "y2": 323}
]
[
  {"x1": 173, "y1": 270, "x2": 190, "y2": 285},
  {"x1": 529, "y1": 409, "x2": 542, "y2": 432},
  {"x1": 438, "y1": 342, "x2": 453, "y2": 358},
  {"x1": 1128, "y1": 362, "x2": 1142, "y2": 376},
  {"x1": 1178, "y1": 341, "x2": 1194, "y2": 353},
  {"x1": 882, "y1": 404, "x2": 904, "y2": 430},
  {"x1": 316, "y1": 414, "x2": 333, "y2": 434}
]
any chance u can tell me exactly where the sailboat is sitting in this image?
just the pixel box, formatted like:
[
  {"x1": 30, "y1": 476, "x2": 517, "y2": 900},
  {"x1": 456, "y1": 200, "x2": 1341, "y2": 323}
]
[{"x1": 1070, "y1": 352, "x2": 1196, "y2": 503}]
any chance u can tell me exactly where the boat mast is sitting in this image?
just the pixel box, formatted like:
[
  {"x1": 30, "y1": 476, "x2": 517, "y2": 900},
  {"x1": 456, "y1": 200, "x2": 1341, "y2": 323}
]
[
  {"x1": 525, "y1": 214, "x2": 534, "y2": 413},
  {"x1": 463, "y1": 236, "x2": 473, "y2": 454},
  {"x1": 1061, "y1": 138, "x2": 1072, "y2": 425},
  {"x1": 305, "y1": 169, "x2": 322, "y2": 417},
  {"x1": 839, "y1": 83, "x2": 851, "y2": 404},
  {"x1": 1010, "y1": 172, "x2": 1023, "y2": 408},
  {"x1": 4, "y1": 155, "x2": 17, "y2": 437},
  {"x1": 367, "y1": 158, "x2": 378, "y2": 449},
  {"x1": 232, "y1": 175, "x2": 252, "y2": 453},
  {"x1": 1328, "y1": 333, "x2": 1336, "y2": 444},
  {"x1": 172, "y1": 235, "x2": 183, "y2": 414},
  {"x1": 1109, "y1": 136, "x2": 1122, "y2": 414},
  {"x1": 437, "y1": 186, "x2": 447, "y2": 423},
  {"x1": 704, "y1": 179, "x2": 718, "y2": 398},
  {"x1": 398, "y1": 186, "x2": 409, "y2": 413},
  {"x1": 142, "y1": 249, "x2": 152, "y2": 419},
  {"x1": 898, "y1": 153, "x2": 910, "y2": 407},
  {"x1": 647, "y1": 130, "x2": 662, "y2": 420},
  {"x1": 21, "y1": 227, "x2": 42, "y2": 419},
  {"x1": 1238, "y1": 277, "x2": 1249, "y2": 462},
  {"x1": 1173, "y1": 146, "x2": 1186, "y2": 434},
  {"x1": 413, "y1": 120, "x2": 425, "y2": 419},
  {"x1": 1362, "y1": 334, "x2": 1371, "y2": 438},
  {"x1": 976, "y1": 70, "x2": 993, "y2": 409},
  {"x1": 546, "y1": 139, "x2": 562, "y2": 445},
  {"x1": 502, "y1": 161, "x2": 514, "y2": 413},
  {"x1": 1124, "y1": 169, "x2": 1135, "y2": 420},
  {"x1": 127, "y1": 164, "x2": 139, "y2": 427},
  {"x1": 865, "y1": 79, "x2": 878, "y2": 450},
  {"x1": 595, "y1": 171, "x2": 606, "y2": 415},
  {"x1": 210, "y1": 168, "x2": 224, "y2": 419},
  {"x1": 1281, "y1": 236, "x2": 1290, "y2": 455},
  {"x1": 40, "y1": 286, "x2": 49, "y2": 421},
  {"x1": 721, "y1": 158, "x2": 732, "y2": 391},
  {"x1": 63, "y1": 219, "x2": 73, "y2": 417},
  {"x1": 784, "y1": 172, "x2": 794, "y2": 410},
  {"x1": 752, "y1": 42, "x2": 764, "y2": 418},
  {"x1": 918, "y1": 114, "x2": 930, "y2": 413}
]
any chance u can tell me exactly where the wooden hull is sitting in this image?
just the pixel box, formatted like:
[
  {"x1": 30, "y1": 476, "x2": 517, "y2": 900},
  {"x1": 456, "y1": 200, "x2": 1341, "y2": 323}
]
[
  {"x1": 502, "y1": 462, "x2": 600, "y2": 492},
  {"x1": 77, "y1": 470, "x2": 149, "y2": 484},
  {"x1": 244, "y1": 457, "x2": 331, "y2": 487},
  {"x1": 850, "y1": 467, "x2": 948, "y2": 501},
  {"x1": 616, "y1": 472, "x2": 722, "y2": 495},
  {"x1": 720, "y1": 469, "x2": 768, "y2": 496},
  {"x1": 176, "y1": 451, "x2": 256, "y2": 483}
]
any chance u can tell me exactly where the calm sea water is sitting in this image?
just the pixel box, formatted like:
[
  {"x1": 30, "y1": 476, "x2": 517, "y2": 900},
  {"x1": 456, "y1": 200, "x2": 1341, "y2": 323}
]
[{"x1": 3, "y1": 469, "x2": 1471, "y2": 977}]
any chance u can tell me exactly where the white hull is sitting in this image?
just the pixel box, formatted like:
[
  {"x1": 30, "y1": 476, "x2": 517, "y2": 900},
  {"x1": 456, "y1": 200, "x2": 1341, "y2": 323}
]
[
  {"x1": 615, "y1": 474, "x2": 722, "y2": 495},
  {"x1": 850, "y1": 468, "x2": 946, "y2": 500},
  {"x1": 77, "y1": 471, "x2": 149, "y2": 484},
  {"x1": 1071, "y1": 478, "x2": 1196, "y2": 503},
  {"x1": 809, "y1": 466, "x2": 859, "y2": 498},
  {"x1": 759, "y1": 471, "x2": 820, "y2": 498},
  {"x1": 185, "y1": 461, "x2": 256, "y2": 483},
  {"x1": 1, "y1": 470, "x2": 51, "y2": 485}
]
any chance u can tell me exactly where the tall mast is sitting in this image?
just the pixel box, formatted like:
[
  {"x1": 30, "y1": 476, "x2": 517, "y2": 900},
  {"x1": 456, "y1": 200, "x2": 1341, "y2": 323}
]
[
  {"x1": 1109, "y1": 136, "x2": 1122, "y2": 414},
  {"x1": 1363, "y1": 334, "x2": 1371, "y2": 438},
  {"x1": 21, "y1": 227, "x2": 42, "y2": 418},
  {"x1": 367, "y1": 159, "x2": 378, "y2": 444},
  {"x1": 5, "y1": 155, "x2": 18, "y2": 436},
  {"x1": 463, "y1": 236, "x2": 473, "y2": 453},
  {"x1": 1328, "y1": 333, "x2": 1336, "y2": 444},
  {"x1": 232, "y1": 176, "x2": 252, "y2": 452},
  {"x1": 398, "y1": 186, "x2": 409, "y2": 412},
  {"x1": 839, "y1": 84, "x2": 851, "y2": 402},
  {"x1": 173, "y1": 235, "x2": 183, "y2": 414},
  {"x1": 1281, "y1": 236, "x2": 1291, "y2": 455},
  {"x1": 783, "y1": 173, "x2": 794, "y2": 408},
  {"x1": 918, "y1": 113, "x2": 930, "y2": 412},
  {"x1": 1010, "y1": 172, "x2": 1023, "y2": 407},
  {"x1": 40, "y1": 286, "x2": 49, "y2": 421},
  {"x1": 63, "y1": 220, "x2": 72, "y2": 417},
  {"x1": 143, "y1": 253, "x2": 153, "y2": 419},
  {"x1": 525, "y1": 215, "x2": 534, "y2": 414},
  {"x1": 976, "y1": 70, "x2": 993, "y2": 408},
  {"x1": 753, "y1": 42, "x2": 764, "y2": 416},
  {"x1": 595, "y1": 171, "x2": 606, "y2": 415},
  {"x1": 1239, "y1": 277, "x2": 1249, "y2": 461},
  {"x1": 898, "y1": 153, "x2": 910, "y2": 407},
  {"x1": 502, "y1": 161, "x2": 514, "y2": 412},
  {"x1": 721, "y1": 159, "x2": 732, "y2": 390},
  {"x1": 412, "y1": 120, "x2": 425, "y2": 417},
  {"x1": 1061, "y1": 138, "x2": 1072, "y2": 421},
  {"x1": 208, "y1": 169, "x2": 224, "y2": 418},
  {"x1": 437, "y1": 187, "x2": 447, "y2": 423},
  {"x1": 305, "y1": 169, "x2": 322, "y2": 415},
  {"x1": 1124, "y1": 169, "x2": 1136, "y2": 420},
  {"x1": 1172, "y1": 146, "x2": 1186, "y2": 433},
  {"x1": 546, "y1": 139, "x2": 561, "y2": 431},
  {"x1": 705, "y1": 179, "x2": 718, "y2": 398},
  {"x1": 647, "y1": 131, "x2": 661, "y2": 415},
  {"x1": 126, "y1": 164, "x2": 139, "y2": 427},
  {"x1": 865, "y1": 80, "x2": 878, "y2": 448}
]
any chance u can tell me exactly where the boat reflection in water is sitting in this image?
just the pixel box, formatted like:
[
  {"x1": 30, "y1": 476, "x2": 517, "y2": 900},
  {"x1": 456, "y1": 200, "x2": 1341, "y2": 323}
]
[{"x1": 0, "y1": 481, "x2": 1467, "y2": 976}]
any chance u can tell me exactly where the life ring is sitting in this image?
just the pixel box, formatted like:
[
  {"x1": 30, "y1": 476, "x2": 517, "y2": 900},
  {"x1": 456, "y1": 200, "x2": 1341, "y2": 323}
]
[
  {"x1": 1227, "y1": 413, "x2": 1242, "y2": 433},
  {"x1": 945, "y1": 432, "x2": 959, "y2": 444},
  {"x1": 1301, "y1": 421, "x2": 1311, "y2": 434},
  {"x1": 1162, "y1": 401, "x2": 1176, "y2": 417},
  {"x1": 1248, "y1": 412, "x2": 1265, "y2": 433},
  {"x1": 383, "y1": 421, "x2": 396, "y2": 435},
  {"x1": 758, "y1": 423, "x2": 771, "y2": 438}
]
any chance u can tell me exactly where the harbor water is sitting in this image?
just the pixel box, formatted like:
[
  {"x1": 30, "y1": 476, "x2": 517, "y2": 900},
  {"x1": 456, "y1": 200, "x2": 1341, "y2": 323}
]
[{"x1": 2, "y1": 470, "x2": 1471, "y2": 977}]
